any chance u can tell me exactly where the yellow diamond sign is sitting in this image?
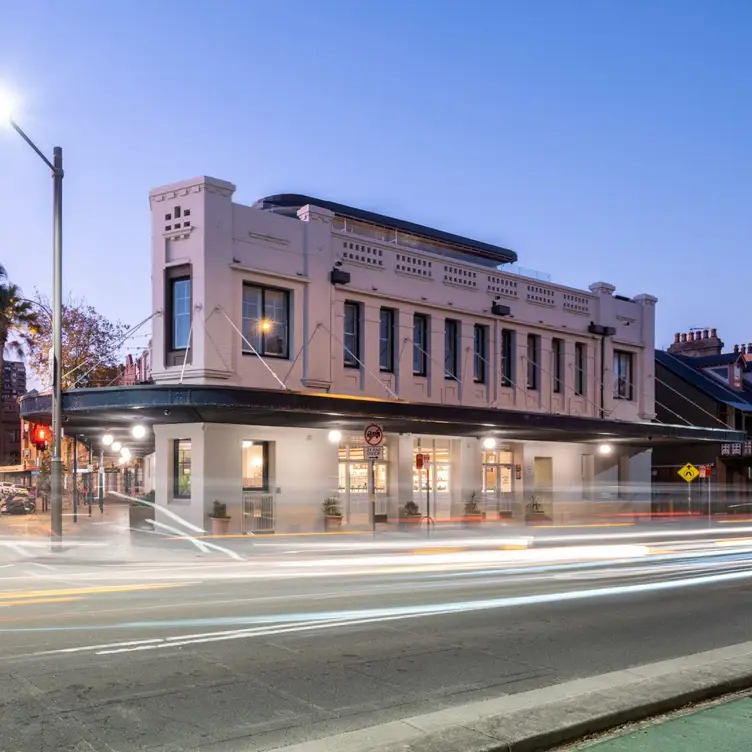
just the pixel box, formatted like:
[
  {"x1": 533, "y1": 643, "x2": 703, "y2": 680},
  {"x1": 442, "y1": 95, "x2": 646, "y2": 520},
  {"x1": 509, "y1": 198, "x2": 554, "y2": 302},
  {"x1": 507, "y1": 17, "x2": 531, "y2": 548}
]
[{"x1": 678, "y1": 463, "x2": 700, "y2": 483}]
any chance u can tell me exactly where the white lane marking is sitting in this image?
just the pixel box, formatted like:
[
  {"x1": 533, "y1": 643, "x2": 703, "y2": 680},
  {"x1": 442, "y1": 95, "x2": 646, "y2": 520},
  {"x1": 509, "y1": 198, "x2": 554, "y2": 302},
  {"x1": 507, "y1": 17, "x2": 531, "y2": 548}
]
[{"x1": 22, "y1": 563, "x2": 752, "y2": 659}]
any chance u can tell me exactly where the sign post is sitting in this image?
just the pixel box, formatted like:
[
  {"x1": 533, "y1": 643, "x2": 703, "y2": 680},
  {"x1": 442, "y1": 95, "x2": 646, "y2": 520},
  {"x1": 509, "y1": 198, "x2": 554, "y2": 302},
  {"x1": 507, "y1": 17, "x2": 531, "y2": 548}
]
[
  {"x1": 364, "y1": 424, "x2": 384, "y2": 532},
  {"x1": 677, "y1": 463, "x2": 699, "y2": 516}
]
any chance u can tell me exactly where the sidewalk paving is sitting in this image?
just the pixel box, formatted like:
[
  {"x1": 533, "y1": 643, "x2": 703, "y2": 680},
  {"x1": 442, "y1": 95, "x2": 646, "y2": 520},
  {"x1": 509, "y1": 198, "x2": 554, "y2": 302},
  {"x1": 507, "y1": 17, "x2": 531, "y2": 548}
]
[{"x1": 578, "y1": 695, "x2": 752, "y2": 750}]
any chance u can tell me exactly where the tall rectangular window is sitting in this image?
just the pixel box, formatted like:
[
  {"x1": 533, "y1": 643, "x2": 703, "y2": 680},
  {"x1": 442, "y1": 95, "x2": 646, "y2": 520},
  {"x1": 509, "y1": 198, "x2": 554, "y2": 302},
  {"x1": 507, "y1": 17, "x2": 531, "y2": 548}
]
[
  {"x1": 501, "y1": 329, "x2": 515, "y2": 387},
  {"x1": 173, "y1": 439, "x2": 191, "y2": 499},
  {"x1": 527, "y1": 334, "x2": 540, "y2": 390},
  {"x1": 413, "y1": 314, "x2": 428, "y2": 376},
  {"x1": 379, "y1": 308, "x2": 396, "y2": 372},
  {"x1": 574, "y1": 342, "x2": 586, "y2": 396},
  {"x1": 242, "y1": 283, "x2": 290, "y2": 358},
  {"x1": 614, "y1": 350, "x2": 634, "y2": 400},
  {"x1": 242, "y1": 440, "x2": 269, "y2": 490},
  {"x1": 473, "y1": 324, "x2": 488, "y2": 383},
  {"x1": 343, "y1": 301, "x2": 361, "y2": 368},
  {"x1": 445, "y1": 319, "x2": 459, "y2": 380},
  {"x1": 552, "y1": 338, "x2": 563, "y2": 393},
  {"x1": 171, "y1": 278, "x2": 191, "y2": 350}
]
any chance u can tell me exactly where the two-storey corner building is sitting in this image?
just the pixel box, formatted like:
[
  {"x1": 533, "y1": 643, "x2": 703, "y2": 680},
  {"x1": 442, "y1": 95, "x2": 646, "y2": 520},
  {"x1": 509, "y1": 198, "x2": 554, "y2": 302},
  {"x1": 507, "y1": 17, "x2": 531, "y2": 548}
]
[
  {"x1": 144, "y1": 175, "x2": 663, "y2": 533},
  {"x1": 20, "y1": 176, "x2": 743, "y2": 535}
]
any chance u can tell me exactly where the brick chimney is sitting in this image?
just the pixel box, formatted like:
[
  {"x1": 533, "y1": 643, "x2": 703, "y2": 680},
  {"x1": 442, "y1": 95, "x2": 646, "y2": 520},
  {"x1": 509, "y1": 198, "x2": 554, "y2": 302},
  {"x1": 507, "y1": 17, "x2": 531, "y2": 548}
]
[{"x1": 667, "y1": 328, "x2": 724, "y2": 358}]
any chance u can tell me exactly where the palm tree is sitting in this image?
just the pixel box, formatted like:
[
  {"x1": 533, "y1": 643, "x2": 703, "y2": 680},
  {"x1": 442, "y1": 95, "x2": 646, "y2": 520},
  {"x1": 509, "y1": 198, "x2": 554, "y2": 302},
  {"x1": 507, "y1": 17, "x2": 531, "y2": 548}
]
[{"x1": 0, "y1": 264, "x2": 38, "y2": 391}]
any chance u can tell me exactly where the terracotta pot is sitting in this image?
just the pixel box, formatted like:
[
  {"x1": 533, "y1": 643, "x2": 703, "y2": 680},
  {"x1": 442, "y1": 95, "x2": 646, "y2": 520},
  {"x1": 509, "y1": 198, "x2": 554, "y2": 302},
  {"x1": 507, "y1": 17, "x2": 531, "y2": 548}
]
[
  {"x1": 210, "y1": 516, "x2": 232, "y2": 535},
  {"x1": 325, "y1": 515, "x2": 343, "y2": 531}
]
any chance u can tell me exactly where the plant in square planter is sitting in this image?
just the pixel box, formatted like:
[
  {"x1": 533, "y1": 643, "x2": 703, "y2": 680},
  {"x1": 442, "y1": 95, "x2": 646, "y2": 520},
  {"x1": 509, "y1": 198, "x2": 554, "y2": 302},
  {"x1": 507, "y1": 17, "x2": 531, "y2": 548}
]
[
  {"x1": 129, "y1": 490, "x2": 154, "y2": 530},
  {"x1": 525, "y1": 495, "x2": 552, "y2": 525},
  {"x1": 323, "y1": 495, "x2": 343, "y2": 531},
  {"x1": 463, "y1": 491, "x2": 485, "y2": 526},
  {"x1": 399, "y1": 501, "x2": 422, "y2": 531},
  {"x1": 210, "y1": 500, "x2": 232, "y2": 535}
]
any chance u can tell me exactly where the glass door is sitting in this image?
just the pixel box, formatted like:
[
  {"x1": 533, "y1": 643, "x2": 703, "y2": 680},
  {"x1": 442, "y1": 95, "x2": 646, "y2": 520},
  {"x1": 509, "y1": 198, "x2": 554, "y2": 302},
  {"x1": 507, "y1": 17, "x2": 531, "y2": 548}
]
[{"x1": 482, "y1": 450, "x2": 514, "y2": 518}]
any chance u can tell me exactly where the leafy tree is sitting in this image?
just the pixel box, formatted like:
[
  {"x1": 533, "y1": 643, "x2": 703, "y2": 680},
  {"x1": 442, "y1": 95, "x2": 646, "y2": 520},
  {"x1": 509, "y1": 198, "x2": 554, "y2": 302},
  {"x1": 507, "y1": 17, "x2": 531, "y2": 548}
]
[
  {"x1": 25, "y1": 292, "x2": 129, "y2": 390},
  {"x1": 0, "y1": 264, "x2": 38, "y2": 391}
]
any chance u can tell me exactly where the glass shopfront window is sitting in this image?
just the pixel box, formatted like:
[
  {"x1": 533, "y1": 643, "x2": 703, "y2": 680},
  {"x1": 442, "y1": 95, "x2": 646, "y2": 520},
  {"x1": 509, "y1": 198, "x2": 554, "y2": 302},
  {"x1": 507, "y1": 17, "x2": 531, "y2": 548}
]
[
  {"x1": 337, "y1": 438, "x2": 389, "y2": 518},
  {"x1": 413, "y1": 439, "x2": 451, "y2": 498}
]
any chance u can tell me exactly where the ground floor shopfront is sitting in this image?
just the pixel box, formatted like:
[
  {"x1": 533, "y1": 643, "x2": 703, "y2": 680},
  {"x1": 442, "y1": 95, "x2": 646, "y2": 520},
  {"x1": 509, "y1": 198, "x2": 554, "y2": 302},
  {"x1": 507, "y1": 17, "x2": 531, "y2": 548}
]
[
  {"x1": 19, "y1": 385, "x2": 744, "y2": 536},
  {"x1": 144, "y1": 423, "x2": 654, "y2": 534}
]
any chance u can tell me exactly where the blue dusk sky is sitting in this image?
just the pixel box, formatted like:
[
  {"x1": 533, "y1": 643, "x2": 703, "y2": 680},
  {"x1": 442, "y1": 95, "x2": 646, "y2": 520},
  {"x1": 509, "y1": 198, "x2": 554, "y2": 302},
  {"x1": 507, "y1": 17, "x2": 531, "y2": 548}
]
[{"x1": 1, "y1": 0, "x2": 750, "y2": 354}]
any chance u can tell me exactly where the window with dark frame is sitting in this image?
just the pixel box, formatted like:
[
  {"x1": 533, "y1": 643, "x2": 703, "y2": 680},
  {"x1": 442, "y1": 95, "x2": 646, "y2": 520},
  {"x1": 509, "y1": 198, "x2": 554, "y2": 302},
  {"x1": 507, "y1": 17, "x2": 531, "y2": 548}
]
[
  {"x1": 241, "y1": 283, "x2": 290, "y2": 358},
  {"x1": 613, "y1": 350, "x2": 634, "y2": 400},
  {"x1": 173, "y1": 439, "x2": 191, "y2": 498},
  {"x1": 379, "y1": 308, "x2": 396, "y2": 372},
  {"x1": 552, "y1": 338, "x2": 563, "y2": 393},
  {"x1": 501, "y1": 328, "x2": 515, "y2": 387},
  {"x1": 170, "y1": 277, "x2": 191, "y2": 351},
  {"x1": 527, "y1": 334, "x2": 540, "y2": 390},
  {"x1": 344, "y1": 302, "x2": 361, "y2": 368},
  {"x1": 242, "y1": 441, "x2": 269, "y2": 491},
  {"x1": 473, "y1": 324, "x2": 488, "y2": 383},
  {"x1": 445, "y1": 319, "x2": 459, "y2": 380},
  {"x1": 413, "y1": 314, "x2": 428, "y2": 376},
  {"x1": 574, "y1": 342, "x2": 586, "y2": 396}
]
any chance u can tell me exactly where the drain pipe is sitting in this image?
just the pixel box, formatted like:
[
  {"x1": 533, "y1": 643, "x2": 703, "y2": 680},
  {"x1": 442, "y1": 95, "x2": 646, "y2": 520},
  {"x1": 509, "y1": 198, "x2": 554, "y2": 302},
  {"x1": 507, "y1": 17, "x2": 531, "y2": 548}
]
[{"x1": 588, "y1": 323, "x2": 616, "y2": 418}]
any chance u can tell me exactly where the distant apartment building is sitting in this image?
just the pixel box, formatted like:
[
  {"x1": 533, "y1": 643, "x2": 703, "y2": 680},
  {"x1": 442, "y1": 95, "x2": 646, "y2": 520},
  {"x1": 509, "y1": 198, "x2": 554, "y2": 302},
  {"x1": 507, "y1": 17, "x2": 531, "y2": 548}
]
[
  {"x1": 118, "y1": 346, "x2": 152, "y2": 386},
  {"x1": 0, "y1": 360, "x2": 26, "y2": 466}
]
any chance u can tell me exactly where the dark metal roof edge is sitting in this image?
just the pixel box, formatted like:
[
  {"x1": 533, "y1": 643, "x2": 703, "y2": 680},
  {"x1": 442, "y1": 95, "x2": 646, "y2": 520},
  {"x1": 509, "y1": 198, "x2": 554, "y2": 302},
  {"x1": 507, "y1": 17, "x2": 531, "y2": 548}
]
[
  {"x1": 20, "y1": 385, "x2": 745, "y2": 445},
  {"x1": 258, "y1": 193, "x2": 518, "y2": 264}
]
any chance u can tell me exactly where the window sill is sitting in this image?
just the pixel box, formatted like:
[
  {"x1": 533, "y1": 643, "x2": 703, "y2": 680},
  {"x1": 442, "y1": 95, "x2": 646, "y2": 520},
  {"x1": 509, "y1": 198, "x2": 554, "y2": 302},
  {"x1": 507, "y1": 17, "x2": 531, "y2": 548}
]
[
  {"x1": 242, "y1": 351, "x2": 290, "y2": 360},
  {"x1": 344, "y1": 363, "x2": 361, "y2": 370},
  {"x1": 170, "y1": 497, "x2": 191, "y2": 504},
  {"x1": 412, "y1": 372, "x2": 427, "y2": 378}
]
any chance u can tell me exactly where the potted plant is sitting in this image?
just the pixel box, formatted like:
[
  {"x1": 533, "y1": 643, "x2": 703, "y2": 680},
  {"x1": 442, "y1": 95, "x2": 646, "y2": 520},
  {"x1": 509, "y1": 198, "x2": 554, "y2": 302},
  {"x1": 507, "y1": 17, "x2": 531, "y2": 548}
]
[
  {"x1": 129, "y1": 490, "x2": 154, "y2": 530},
  {"x1": 463, "y1": 491, "x2": 485, "y2": 526},
  {"x1": 323, "y1": 495, "x2": 343, "y2": 531},
  {"x1": 399, "y1": 501, "x2": 422, "y2": 530},
  {"x1": 525, "y1": 495, "x2": 552, "y2": 525},
  {"x1": 210, "y1": 500, "x2": 232, "y2": 535}
]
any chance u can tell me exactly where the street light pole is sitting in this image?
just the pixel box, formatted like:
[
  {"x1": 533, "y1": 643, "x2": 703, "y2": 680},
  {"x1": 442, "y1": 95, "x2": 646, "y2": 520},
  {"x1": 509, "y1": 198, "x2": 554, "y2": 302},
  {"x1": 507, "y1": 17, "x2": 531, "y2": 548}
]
[
  {"x1": 50, "y1": 146, "x2": 64, "y2": 544},
  {"x1": 5, "y1": 112, "x2": 65, "y2": 547}
]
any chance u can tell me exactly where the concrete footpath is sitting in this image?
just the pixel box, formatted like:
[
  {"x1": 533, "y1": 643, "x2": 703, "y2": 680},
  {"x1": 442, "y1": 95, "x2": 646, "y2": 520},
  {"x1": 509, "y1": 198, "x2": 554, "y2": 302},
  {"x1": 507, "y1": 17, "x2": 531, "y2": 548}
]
[
  {"x1": 273, "y1": 641, "x2": 752, "y2": 752},
  {"x1": 574, "y1": 694, "x2": 752, "y2": 751}
]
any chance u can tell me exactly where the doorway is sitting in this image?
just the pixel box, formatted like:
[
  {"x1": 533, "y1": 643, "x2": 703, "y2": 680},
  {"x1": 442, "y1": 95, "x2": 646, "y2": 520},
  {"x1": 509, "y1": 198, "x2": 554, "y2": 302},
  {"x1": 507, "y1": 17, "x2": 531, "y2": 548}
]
[
  {"x1": 533, "y1": 456, "x2": 554, "y2": 517},
  {"x1": 482, "y1": 449, "x2": 514, "y2": 518}
]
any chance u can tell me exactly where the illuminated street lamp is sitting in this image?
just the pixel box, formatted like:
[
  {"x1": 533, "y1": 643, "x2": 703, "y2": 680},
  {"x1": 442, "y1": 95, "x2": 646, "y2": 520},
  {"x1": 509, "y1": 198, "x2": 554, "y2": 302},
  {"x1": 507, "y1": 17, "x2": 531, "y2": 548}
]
[{"x1": 1, "y1": 85, "x2": 64, "y2": 548}]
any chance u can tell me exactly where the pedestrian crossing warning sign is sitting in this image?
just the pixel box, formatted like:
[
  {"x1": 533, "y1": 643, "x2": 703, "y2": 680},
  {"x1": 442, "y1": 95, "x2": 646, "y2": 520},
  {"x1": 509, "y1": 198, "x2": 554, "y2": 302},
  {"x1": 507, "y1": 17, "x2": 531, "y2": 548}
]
[{"x1": 678, "y1": 463, "x2": 700, "y2": 483}]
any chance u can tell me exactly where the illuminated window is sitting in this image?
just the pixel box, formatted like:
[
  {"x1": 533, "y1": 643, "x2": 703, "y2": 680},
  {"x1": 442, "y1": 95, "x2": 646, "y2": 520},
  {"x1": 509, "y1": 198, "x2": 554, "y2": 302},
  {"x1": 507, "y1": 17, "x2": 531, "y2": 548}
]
[
  {"x1": 242, "y1": 441, "x2": 268, "y2": 490},
  {"x1": 242, "y1": 284, "x2": 290, "y2": 358}
]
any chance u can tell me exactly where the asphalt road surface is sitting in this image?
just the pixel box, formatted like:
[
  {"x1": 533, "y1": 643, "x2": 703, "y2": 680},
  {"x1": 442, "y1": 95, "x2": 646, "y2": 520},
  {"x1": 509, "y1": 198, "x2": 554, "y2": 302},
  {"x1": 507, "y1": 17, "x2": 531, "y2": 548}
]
[{"x1": 2, "y1": 533, "x2": 752, "y2": 752}]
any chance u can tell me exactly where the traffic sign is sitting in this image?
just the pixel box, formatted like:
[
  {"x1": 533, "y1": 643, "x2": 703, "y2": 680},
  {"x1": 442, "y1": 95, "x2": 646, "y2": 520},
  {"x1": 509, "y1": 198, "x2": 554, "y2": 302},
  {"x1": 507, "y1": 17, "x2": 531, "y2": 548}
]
[
  {"x1": 365, "y1": 446, "x2": 383, "y2": 461},
  {"x1": 364, "y1": 423, "x2": 384, "y2": 446},
  {"x1": 678, "y1": 463, "x2": 700, "y2": 483}
]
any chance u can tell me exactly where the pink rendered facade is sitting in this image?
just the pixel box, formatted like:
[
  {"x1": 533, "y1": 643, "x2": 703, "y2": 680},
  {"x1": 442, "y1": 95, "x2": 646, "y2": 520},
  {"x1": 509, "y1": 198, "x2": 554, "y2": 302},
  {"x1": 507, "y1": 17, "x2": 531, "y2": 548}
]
[{"x1": 148, "y1": 176, "x2": 657, "y2": 424}]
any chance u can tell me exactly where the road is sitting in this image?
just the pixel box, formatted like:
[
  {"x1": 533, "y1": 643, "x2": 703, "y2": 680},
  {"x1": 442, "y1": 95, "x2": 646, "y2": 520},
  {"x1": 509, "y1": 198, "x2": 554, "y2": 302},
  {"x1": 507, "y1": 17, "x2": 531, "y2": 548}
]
[{"x1": 2, "y1": 531, "x2": 752, "y2": 751}]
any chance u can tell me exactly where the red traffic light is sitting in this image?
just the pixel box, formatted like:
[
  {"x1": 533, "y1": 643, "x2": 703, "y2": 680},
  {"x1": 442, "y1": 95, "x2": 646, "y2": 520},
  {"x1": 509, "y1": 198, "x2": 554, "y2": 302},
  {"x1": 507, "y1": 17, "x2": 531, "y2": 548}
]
[{"x1": 31, "y1": 424, "x2": 50, "y2": 451}]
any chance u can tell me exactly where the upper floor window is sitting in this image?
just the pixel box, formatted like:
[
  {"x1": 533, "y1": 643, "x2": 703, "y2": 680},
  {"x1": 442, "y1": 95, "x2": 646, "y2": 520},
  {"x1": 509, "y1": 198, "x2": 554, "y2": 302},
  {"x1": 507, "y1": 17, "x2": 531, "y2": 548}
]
[
  {"x1": 527, "y1": 334, "x2": 540, "y2": 390},
  {"x1": 170, "y1": 278, "x2": 191, "y2": 351},
  {"x1": 242, "y1": 283, "x2": 290, "y2": 358},
  {"x1": 413, "y1": 314, "x2": 428, "y2": 376},
  {"x1": 501, "y1": 329, "x2": 515, "y2": 387},
  {"x1": 445, "y1": 319, "x2": 459, "y2": 380},
  {"x1": 379, "y1": 308, "x2": 396, "y2": 372},
  {"x1": 344, "y1": 301, "x2": 361, "y2": 368},
  {"x1": 552, "y1": 338, "x2": 563, "y2": 393},
  {"x1": 473, "y1": 324, "x2": 488, "y2": 383},
  {"x1": 574, "y1": 342, "x2": 586, "y2": 396},
  {"x1": 614, "y1": 350, "x2": 634, "y2": 400}
]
